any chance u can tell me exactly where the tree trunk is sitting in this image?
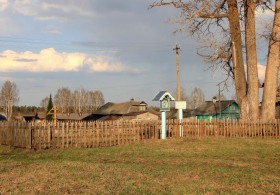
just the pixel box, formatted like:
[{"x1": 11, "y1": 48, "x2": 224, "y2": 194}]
[
  {"x1": 227, "y1": 0, "x2": 248, "y2": 119},
  {"x1": 244, "y1": 0, "x2": 259, "y2": 120},
  {"x1": 261, "y1": 0, "x2": 280, "y2": 121}
]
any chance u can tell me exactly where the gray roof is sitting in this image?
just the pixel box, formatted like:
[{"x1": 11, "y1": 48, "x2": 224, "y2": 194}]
[
  {"x1": 22, "y1": 112, "x2": 88, "y2": 121},
  {"x1": 93, "y1": 100, "x2": 147, "y2": 115},
  {"x1": 56, "y1": 113, "x2": 88, "y2": 121},
  {"x1": 153, "y1": 91, "x2": 175, "y2": 101}
]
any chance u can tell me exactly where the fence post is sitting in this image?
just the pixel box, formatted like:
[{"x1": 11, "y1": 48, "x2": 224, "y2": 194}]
[{"x1": 61, "y1": 122, "x2": 65, "y2": 149}]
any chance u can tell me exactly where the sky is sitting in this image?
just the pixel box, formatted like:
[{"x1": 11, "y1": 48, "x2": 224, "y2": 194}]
[{"x1": 0, "y1": 0, "x2": 271, "y2": 107}]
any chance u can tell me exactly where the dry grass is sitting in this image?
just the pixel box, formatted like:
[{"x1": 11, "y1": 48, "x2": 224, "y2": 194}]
[{"x1": 1, "y1": 138, "x2": 280, "y2": 194}]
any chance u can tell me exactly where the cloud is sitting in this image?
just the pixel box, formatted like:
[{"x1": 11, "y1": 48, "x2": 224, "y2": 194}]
[
  {"x1": 0, "y1": 48, "x2": 138, "y2": 73},
  {"x1": 84, "y1": 56, "x2": 140, "y2": 73},
  {"x1": 258, "y1": 63, "x2": 266, "y2": 81},
  {"x1": 0, "y1": 0, "x2": 8, "y2": 11},
  {"x1": 12, "y1": 0, "x2": 95, "y2": 21}
]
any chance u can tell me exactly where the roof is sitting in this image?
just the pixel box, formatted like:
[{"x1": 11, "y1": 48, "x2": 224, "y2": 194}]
[
  {"x1": 166, "y1": 108, "x2": 194, "y2": 119},
  {"x1": 0, "y1": 113, "x2": 7, "y2": 121},
  {"x1": 195, "y1": 100, "x2": 238, "y2": 116},
  {"x1": 21, "y1": 112, "x2": 88, "y2": 121},
  {"x1": 93, "y1": 100, "x2": 147, "y2": 115},
  {"x1": 93, "y1": 110, "x2": 159, "y2": 121},
  {"x1": 36, "y1": 112, "x2": 46, "y2": 119},
  {"x1": 153, "y1": 91, "x2": 175, "y2": 101},
  {"x1": 56, "y1": 113, "x2": 89, "y2": 120},
  {"x1": 122, "y1": 109, "x2": 159, "y2": 117},
  {"x1": 20, "y1": 112, "x2": 45, "y2": 119},
  {"x1": 97, "y1": 115, "x2": 123, "y2": 121}
]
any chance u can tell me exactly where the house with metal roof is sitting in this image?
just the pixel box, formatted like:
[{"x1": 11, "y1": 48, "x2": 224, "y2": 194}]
[{"x1": 195, "y1": 100, "x2": 240, "y2": 121}]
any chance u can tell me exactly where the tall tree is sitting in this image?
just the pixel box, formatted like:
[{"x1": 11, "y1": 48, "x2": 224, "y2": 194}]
[
  {"x1": 92, "y1": 90, "x2": 105, "y2": 111},
  {"x1": 42, "y1": 87, "x2": 106, "y2": 115},
  {"x1": 46, "y1": 94, "x2": 53, "y2": 121},
  {"x1": 150, "y1": 0, "x2": 280, "y2": 121},
  {"x1": 72, "y1": 88, "x2": 86, "y2": 114},
  {"x1": 187, "y1": 87, "x2": 205, "y2": 110},
  {"x1": 54, "y1": 87, "x2": 71, "y2": 114},
  {"x1": 0, "y1": 80, "x2": 19, "y2": 120},
  {"x1": 261, "y1": 0, "x2": 280, "y2": 120},
  {"x1": 40, "y1": 96, "x2": 49, "y2": 111}
]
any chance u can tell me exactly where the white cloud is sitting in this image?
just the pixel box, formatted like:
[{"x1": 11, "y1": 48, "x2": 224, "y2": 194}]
[
  {"x1": 258, "y1": 63, "x2": 266, "y2": 81},
  {"x1": 0, "y1": 0, "x2": 8, "y2": 11},
  {"x1": 84, "y1": 56, "x2": 139, "y2": 73},
  {"x1": 0, "y1": 48, "x2": 137, "y2": 73}
]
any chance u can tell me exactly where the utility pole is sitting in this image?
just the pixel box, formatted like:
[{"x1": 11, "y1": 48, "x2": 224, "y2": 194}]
[
  {"x1": 217, "y1": 81, "x2": 223, "y2": 119},
  {"x1": 174, "y1": 44, "x2": 182, "y2": 120},
  {"x1": 174, "y1": 44, "x2": 181, "y2": 101}
]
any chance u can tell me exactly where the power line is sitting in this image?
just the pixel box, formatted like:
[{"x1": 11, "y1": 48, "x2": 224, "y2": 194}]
[{"x1": 0, "y1": 36, "x2": 177, "y2": 53}]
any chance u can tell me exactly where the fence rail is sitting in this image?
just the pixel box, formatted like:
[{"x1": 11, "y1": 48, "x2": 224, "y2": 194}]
[{"x1": 1, "y1": 119, "x2": 280, "y2": 150}]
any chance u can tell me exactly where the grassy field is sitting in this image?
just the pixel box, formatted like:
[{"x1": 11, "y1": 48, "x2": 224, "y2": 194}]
[{"x1": 0, "y1": 138, "x2": 280, "y2": 194}]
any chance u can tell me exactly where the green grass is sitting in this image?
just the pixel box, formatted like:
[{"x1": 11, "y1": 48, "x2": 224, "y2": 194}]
[{"x1": 1, "y1": 138, "x2": 280, "y2": 194}]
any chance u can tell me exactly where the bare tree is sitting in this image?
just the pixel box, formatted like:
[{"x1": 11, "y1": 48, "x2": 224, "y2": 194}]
[
  {"x1": 41, "y1": 87, "x2": 106, "y2": 115},
  {"x1": 54, "y1": 87, "x2": 71, "y2": 114},
  {"x1": 173, "y1": 86, "x2": 188, "y2": 101},
  {"x1": 150, "y1": 0, "x2": 280, "y2": 121},
  {"x1": 0, "y1": 80, "x2": 19, "y2": 120},
  {"x1": 91, "y1": 90, "x2": 105, "y2": 111},
  {"x1": 40, "y1": 96, "x2": 49, "y2": 111},
  {"x1": 72, "y1": 88, "x2": 83, "y2": 114},
  {"x1": 188, "y1": 87, "x2": 205, "y2": 110},
  {"x1": 72, "y1": 87, "x2": 90, "y2": 114}
]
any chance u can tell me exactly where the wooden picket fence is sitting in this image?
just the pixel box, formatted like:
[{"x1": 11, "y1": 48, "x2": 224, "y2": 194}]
[
  {"x1": 0, "y1": 119, "x2": 280, "y2": 150},
  {"x1": 0, "y1": 121, "x2": 160, "y2": 150}
]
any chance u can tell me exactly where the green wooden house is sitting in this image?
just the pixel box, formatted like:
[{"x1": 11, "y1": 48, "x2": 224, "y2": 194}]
[{"x1": 195, "y1": 100, "x2": 240, "y2": 121}]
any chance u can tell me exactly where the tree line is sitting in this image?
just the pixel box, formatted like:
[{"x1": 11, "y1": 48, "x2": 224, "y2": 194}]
[
  {"x1": 0, "y1": 80, "x2": 105, "y2": 120},
  {"x1": 41, "y1": 87, "x2": 105, "y2": 115}
]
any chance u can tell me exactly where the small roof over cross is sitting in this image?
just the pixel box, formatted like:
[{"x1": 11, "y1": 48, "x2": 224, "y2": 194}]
[{"x1": 153, "y1": 91, "x2": 175, "y2": 101}]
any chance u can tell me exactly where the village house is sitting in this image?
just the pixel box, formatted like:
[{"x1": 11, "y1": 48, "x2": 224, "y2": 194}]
[
  {"x1": 83, "y1": 99, "x2": 159, "y2": 121},
  {"x1": 194, "y1": 100, "x2": 240, "y2": 121}
]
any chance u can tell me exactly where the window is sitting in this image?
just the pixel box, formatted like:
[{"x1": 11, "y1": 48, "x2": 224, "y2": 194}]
[{"x1": 229, "y1": 105, "x2": 235, "y2": 111}]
